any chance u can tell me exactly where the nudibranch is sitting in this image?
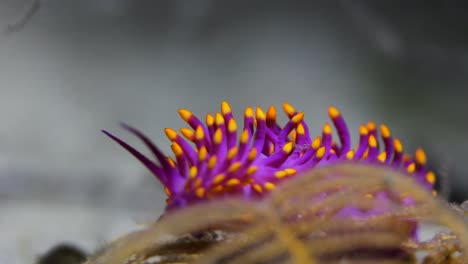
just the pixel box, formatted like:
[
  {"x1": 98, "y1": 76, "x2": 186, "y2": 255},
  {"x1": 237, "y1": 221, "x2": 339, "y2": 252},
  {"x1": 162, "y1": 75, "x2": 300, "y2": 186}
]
[{"x1": 103, "y1": 101, "x2": 436, "y2": 211}]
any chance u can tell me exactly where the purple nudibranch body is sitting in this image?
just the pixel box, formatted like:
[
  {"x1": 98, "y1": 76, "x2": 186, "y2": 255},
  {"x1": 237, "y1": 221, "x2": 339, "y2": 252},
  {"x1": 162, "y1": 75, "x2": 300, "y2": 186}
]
[{"x1": 103, "y1": 101, "x2": 436, "y2": 211}]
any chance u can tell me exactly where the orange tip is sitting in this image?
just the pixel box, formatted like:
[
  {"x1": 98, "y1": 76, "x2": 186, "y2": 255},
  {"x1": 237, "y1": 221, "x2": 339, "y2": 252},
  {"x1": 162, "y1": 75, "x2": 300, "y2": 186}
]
[
  {"x1": 194, "y1": 178, "x2": 202, "y2": 188},
  {"x1": 267, "y1": 105, "x2": 277, "y2": 121},
  {"x1": 377, "y1": 152, "x2": 386, "y2": 163},
  {"x1": 415, "y1": 148, "x2": 427, "y2": 165},
  {"x1": 256, "y1": 107, "x2": 266, "y2": 120},
  {"x1": 227, "y1": 147, "x2": 238, "y2": 160},
  {"x1": 269, "y1": 144, "x2": 275, "y2": 154},
  {"x1": 167, "y1": 157, "x2": 176, "y2": 168},
  {"x1": 171, "y1": 142, "x2": 183, "y2": 156},
  {"x1": 211, "y1": 185, "x2": 224, "y2": 193},
  {"x1": 247, "y1": 166, "x2": 257, "y2": 175},
  {"x1": 164, "y1": 128, "x2": 178, "y2": 141},
  {"x1": 367, "y1": 121, "x2": 376, "y2": 131},
  {"x1": 198, "y1": 146, "x2": 208, "y2": 161},
  {"x1": 380, "y1": 124, "x2": 391, "y2": 138},
  {"x1": 206, "y1": 113, "x2": 214, "y2": 126},
  {"x1": 189, "y1": 166, "x2": 198, "y2": 179},
  {"x1": 228, "y1": 118, "x2": 237, "y2": 133},
  {"x1": 425, "y1": 171, "x2": 436, "y2": 184},
  {"x1": 214, "y1": 128, "x2": 223, "y2": 144},
  {"x1": 289, "y1": 130, "x2": 297, "y2": 142},
  {"x1": 275, "y1": 170, "x2": 287, "y2": 179},
  {"x1": 311, "y1": 136, "x2": 321, "y2": 150},
  {"x1": 215, "y1": 112, "x2": 224, "y2": 125},
  {"x1": 368, "y1": 135, "x2": 377, "y2": 148},
  {"x1": 316, "y1": 146, "x2": 326, "y2": 159},
  {"x1": 208, "y1": 156, "x2": 217, "y2": 169},
  {"x1": 240, "y1": 129, "x2": 249, "y2": 144},
  {"x1": 252, "y1": 183, "x2": 263, "y2": 193},
  {"x1": 244, "y1": 107, "x2": 254, "y2": 118},
  {"x1": 359, "y1": 125, "x2": 368, "y2": 135},
  {"x1": 228, "y1": 161, "x2": 242, "y2": 173},
  {"x1": 195, "y1": 126, "x2": 204, "y2": 140},
  {"x1": 264, "y1": 182, "x2": 276, "y2": 191},
  {"x1": 178, "y1": 109, "x2": 192, "y2": 122},
  {"x1": 248, "y1": 148, "x2": 257, "y2": 161},
  {"x1": 362, "y1": 149, "x2": 369, "y2": 159},
  {"x1": 282, "y1": 102, "x2": 296, "y2": 117},
  {"x1": 180, "y1": 128, "x2": 194, "y2": 141},
  {"x1": 328, "y1": 106, "x2": 340, "y2": 119},
  {"x1": 394, "y1": 139, "x2": 403, "y2": 153},
  {"x1": 221, "y1": 100, "x2": 232, "y2": 115},
  {"x1": 226, "y1": 178, "x2": 240, "y2": 187},
  {"x1": 195, "y1": 187, "x2": 205, "y2": 198},
  {"x1": 291, "y1": 112, "x2": 305, "y2": 124},
  {"x1": 297, "y1": 123, "x2": 305, "y2": 135},
  {"x1": 212, "y1": 174, "x2": 225, "y2": 184},
  {"x1": 323, "y1": 123, "x2": 332, "y2": 134},
  {"x1": 282, "y1": 142, "x2": 294, "y2": 154},
  {"x1": 284, "y1": 168, "x2": 297, "y2": 176}
]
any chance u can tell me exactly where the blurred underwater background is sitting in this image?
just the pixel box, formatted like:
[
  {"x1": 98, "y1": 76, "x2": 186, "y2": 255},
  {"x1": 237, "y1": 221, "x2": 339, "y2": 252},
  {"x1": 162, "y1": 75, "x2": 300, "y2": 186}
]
[{"x1": 0, "y1": 0, "x2": 467, "y2": 263}]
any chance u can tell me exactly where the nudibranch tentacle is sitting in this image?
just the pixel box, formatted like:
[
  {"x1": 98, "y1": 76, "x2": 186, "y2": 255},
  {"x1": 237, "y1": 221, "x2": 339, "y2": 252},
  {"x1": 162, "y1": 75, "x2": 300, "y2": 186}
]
[{"x1": 103, "y1": 101, "x2": 437, "y2": 211}]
